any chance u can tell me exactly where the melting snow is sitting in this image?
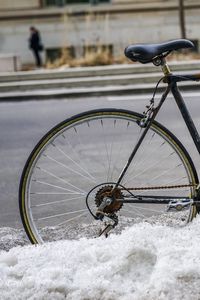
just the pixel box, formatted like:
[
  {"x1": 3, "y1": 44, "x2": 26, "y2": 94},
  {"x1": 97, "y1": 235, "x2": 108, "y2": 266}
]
[{"x1": 1, "y1": 217, "x2": 200, "y2": 299}]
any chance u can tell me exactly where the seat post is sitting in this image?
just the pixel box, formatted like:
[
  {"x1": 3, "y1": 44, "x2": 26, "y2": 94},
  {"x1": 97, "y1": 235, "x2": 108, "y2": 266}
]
[{"x1": 161, "y1": 57, "x2": 172, "y2": 75}]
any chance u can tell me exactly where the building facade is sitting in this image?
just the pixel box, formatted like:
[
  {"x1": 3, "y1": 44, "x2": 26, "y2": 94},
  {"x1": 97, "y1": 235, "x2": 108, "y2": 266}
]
[{"x1": 0, "y1": 0, "x2": 199, "y2": 67}]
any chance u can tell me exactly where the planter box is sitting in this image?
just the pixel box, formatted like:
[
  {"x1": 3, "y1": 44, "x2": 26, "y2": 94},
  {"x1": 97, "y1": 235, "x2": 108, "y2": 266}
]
[{"x1": 0, "y1": 54, "x2": 21, "y2": 72}]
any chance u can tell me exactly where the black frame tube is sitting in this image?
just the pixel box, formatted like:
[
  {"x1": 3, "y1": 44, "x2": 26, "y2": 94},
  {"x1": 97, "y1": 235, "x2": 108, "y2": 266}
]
[
  {"x1": 171, "y1": 82, "x2": 200, "y2": 154},
  {"x1": 115, "y1": 84, "x2": 171, "y2": 187}
]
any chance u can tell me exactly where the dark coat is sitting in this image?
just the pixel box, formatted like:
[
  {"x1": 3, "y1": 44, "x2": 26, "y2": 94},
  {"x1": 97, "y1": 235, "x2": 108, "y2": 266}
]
[{"x1": 29, "y1": 31, "x2": 41, "y2": 51}]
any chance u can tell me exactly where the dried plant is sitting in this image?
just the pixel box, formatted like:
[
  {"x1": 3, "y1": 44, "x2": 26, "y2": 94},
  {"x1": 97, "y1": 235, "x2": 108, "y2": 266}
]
[{"x1": 46, "y1": 46, "x2": 115, "y2": 69}]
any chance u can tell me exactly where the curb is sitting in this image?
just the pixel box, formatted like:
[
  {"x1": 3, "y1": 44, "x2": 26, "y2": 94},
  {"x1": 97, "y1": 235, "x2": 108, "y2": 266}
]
[
  {"x1": 0, "y1": 81, "x2": 199, "y2": 102},
  {"x1": 0, "y1": 61, "x2": 199, "y2": 101},
  {"x1": 1, "y1": 61, "x2": 200, "y2": 83}
]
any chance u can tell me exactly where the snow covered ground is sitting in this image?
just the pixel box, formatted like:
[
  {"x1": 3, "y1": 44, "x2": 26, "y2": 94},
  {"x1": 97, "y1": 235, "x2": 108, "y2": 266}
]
[{"x1": 1, "y1": 217, "x2": 200, "y2": 300}]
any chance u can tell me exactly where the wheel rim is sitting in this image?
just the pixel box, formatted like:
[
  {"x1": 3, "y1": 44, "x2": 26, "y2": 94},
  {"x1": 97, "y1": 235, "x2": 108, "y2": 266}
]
[{"x1": 20, "y1": 110, "x2": 197, "y2": 243}]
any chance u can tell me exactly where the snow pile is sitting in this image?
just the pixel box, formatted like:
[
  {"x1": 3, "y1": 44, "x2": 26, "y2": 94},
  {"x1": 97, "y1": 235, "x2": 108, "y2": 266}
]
[
  {"x1": 1, "y1": 217, "x2": 200, "y2": 300},
  {"x1": 0, "y1": 227, "x2": 28, "y2": 251}
]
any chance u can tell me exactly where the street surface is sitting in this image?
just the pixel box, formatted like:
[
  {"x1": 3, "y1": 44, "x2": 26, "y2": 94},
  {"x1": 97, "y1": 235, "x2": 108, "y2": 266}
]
[{"x1": 1, "y1": 90, "x2": 200, "y2": 228}]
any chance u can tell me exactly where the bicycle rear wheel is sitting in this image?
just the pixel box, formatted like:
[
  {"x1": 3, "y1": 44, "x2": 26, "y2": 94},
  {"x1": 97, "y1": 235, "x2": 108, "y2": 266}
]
[{"x1": 19, "y1": 109, "x2": 198, "y2": 244}]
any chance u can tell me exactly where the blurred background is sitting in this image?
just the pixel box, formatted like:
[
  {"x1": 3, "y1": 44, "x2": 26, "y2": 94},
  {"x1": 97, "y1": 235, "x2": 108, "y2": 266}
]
[{"x1": 0, "y1": 0, "x2": 199, "y2": 71}]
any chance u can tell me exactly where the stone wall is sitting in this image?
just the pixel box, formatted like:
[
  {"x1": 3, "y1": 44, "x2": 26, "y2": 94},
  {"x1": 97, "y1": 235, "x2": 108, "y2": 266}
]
[
  {"x1": 112, "y1": 0, "x2": 164, "y2": 3},
  {"x1": 0, "y1": 0, "x2": 199, "y2": 11},
  {"x1": 0, "y1": 2, "x2": 199, "y2": 66},
  {"x1": 0, "y1": 0, "x2": 40, "y2": 10}
]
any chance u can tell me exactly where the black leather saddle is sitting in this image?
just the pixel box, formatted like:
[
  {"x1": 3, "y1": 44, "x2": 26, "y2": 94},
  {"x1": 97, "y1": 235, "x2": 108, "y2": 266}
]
[{"x1": 124, "y1": 39, "x2": 194, "y2": 64}]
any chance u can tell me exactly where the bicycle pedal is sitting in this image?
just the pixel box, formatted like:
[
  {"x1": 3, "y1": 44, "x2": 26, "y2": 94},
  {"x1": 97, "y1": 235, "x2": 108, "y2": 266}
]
[{"x1": 167, "y1": 199, "x2": 192, "y2": 212}]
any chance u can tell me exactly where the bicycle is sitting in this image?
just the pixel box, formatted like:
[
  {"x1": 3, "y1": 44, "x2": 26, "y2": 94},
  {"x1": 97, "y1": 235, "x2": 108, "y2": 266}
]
[{"x1": 19, "y1": 39, "x2": 200, "y2": 244}]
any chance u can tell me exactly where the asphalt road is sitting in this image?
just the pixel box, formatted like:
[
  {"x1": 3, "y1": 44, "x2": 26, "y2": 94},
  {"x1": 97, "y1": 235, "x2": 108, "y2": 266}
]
[{"x1": 1, "y1": 91, "x2": 200, "y2": 228}]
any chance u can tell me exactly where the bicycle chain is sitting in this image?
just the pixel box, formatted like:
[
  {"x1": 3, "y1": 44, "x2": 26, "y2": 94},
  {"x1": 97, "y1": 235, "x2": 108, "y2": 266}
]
[{"x1": 121, "y1": 183, "x2": 196, "y2": 191}]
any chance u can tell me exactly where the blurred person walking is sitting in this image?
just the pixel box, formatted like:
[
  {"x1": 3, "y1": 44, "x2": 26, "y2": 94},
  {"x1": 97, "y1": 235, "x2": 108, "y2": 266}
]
[{"x1": 29, "y1": 26, "x2": 43, "y2": 68}]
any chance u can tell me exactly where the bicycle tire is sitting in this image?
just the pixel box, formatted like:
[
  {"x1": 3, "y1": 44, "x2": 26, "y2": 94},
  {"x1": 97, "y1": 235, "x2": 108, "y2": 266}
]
[{"x1": 19, "y1": 108, "x2": 199, "y2": 244}]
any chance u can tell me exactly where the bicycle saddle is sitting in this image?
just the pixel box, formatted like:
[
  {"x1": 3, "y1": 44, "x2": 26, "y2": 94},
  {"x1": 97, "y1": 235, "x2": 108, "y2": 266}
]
[{"x1": 124, "y1": 39, "x2": 194, "y2": 64}]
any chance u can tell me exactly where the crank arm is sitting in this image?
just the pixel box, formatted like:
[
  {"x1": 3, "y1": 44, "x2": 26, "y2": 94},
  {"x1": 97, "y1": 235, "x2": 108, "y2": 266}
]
[
  {"x1": 97, "y1": 213, "x2": 118, "y2": 238},
  {"x1": 98, "y1": 223, "x2": 114, "y2": 238}
]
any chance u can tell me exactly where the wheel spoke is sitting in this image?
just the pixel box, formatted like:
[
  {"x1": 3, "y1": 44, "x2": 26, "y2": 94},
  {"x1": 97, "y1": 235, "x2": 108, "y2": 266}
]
[
  {"x1": 43, "y1": 153, "x2": 96, "y2": 183},
  {"x1": 51, "y1": 143, "x2": 97, "y2": 182},
  {"x1": 56, "y1": 205, "x2": 96, "y2": 227},
  {"x1": 36, "y1": 208, "x2": 88, "y2": 221},
  {"x1": 33, "y1": 179, "x2": 85, "y2": 195},
  {"x1": 31, "y1": 196, "x2": 84, "y2": 208},
  {"x1": 36, "y1": 166, "x2": 86, "y2": 193}
]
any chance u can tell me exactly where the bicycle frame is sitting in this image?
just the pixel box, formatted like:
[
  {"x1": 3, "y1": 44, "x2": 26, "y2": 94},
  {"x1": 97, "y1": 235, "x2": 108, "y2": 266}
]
[
  {"x1": 115, "y1": 71, "x2": 200, "y2": 205},
  {"x1": 170, "y1": 75, "x2": 200, "y2": 154}
]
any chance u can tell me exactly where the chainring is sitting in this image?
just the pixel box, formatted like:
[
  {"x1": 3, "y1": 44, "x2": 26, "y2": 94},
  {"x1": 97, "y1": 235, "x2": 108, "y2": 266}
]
[{"x1": 95, "y1": 185, "x2": 123, "y2": 214}]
